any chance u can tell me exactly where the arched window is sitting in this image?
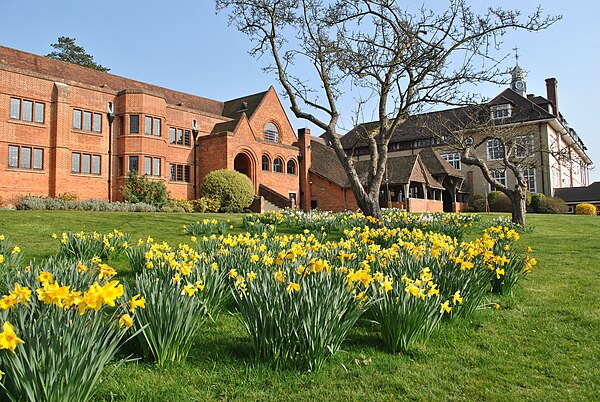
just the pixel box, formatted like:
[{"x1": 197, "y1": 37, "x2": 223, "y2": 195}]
[
  {"x1": 264, "y1": 122, "x2": 279, "y2": 143},
  {"x1": 262, "y1": 155, "x2": 270, "y2": 171},
  {"x1": 286, "y1": 159, "x2": 297, "y2": 175},
  {"x1": 273, "y1": 157, "x2": 283, "y2": 173}
]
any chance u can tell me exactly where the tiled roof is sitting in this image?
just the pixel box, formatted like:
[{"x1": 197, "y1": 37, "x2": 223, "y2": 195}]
[
  {"x1": 222, "y1": 90, "x2": 269, "y2": 119},
  {"x1": 0, "y1": 45, "x2": 226, "y2": 116},
  {"x1": 418, "y1": 148, "x2": 464, "y2": 178},
  {"x1": 341, "y1": 88, "x2": 556, "y2": 150},
  {"x1": 554, "y1": 182, "x2": 600, "y2": 203},
  {"x1": 310, "y1": 140, "x2": 444, "y2": 189}
]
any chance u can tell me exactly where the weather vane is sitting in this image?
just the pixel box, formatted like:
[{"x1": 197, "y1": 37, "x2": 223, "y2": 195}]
[{"x1": 513, "y1": 46, "x2": 519, "y2": 66}]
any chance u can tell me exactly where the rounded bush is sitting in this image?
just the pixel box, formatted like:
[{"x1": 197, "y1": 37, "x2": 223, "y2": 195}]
[
  {"x1": 201, "y1": 169, "x2": 254, "y2": 212},
  {"x1": 529, "y1": 193, "x2": 546, "y2": 213},
  {"x1": 539, "y1": 196, "x2": 568, "y2": 214},
  {"x1": 575, "y1": 203, "x2": 597, "y2": 215},
  {"x1": 487, "y1": 191, "x2": 512, "y2": 212}
]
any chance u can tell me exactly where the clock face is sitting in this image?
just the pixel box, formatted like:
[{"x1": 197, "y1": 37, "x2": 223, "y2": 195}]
[{"x1": 515, "y1": 81, "x2": 525, "y2": 90}]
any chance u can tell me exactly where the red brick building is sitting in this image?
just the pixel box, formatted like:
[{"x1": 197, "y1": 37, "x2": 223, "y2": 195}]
[{"x1": 0, "y1": 45, "x2": 299, "y2": 205}]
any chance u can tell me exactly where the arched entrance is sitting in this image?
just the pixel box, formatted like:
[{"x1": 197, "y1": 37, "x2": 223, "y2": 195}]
[{"x1": 234, "y1": 151, "x2": 256, "y2": 192}]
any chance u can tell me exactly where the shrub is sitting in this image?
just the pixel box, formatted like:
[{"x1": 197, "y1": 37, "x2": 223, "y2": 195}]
[
  {"x1": 529, "y1": 193, "x2": 546, "y2": 213},
  {"x1": 575, "y1": 203, "x2": 597, "y2": 215},
  {"x1": 488, "y1": 191, "x2": 512, "y2": 212},
  {"x1": 201, "y1": 169, "x2": 254, "y2": 213},
  {"x1": 120, "y1": 172, "x2": 170, "y2": 208},
  {"x1": 538, "y1": 197, "x2": 568, "y2": 214},
  {"x1": 172, "y1": 199, "x2": 195, "y2": 213},
  {"x1": 56, "y1": 192, "x2": 78, "y2": 202}
]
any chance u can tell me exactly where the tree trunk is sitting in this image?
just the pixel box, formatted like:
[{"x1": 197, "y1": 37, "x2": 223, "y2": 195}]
[
  {"x1": 356, "y1": 192, "x2": 383, "y2": 222},
  {"x1": 507, "y1": 186, "x2": 527, "y2": 227}
]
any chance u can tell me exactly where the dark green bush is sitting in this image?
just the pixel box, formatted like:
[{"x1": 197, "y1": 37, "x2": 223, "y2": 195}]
[
  {"x1": 119, "y1": 172, "x2": 170, "y2": 208},
  {"x1": 473, "y1": 194, "x2": 486, "y2": 212},
  {"x1": 488, "y1": 191, "x2": 512, "y2": 212},
  {"x1": 529, "y1": 193, "x2": 546, "y2": 213},
  {"x1": 201, "y1": 170, "x2": 254, "y2": 213},
  {"x1": 538, "y1": 196, "x2": 568, "y2": 214}
]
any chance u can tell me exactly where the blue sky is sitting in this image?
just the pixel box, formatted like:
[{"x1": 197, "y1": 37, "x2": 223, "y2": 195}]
[{"x1": 1, "y1": 1, "x2": 599, "y2": 182}]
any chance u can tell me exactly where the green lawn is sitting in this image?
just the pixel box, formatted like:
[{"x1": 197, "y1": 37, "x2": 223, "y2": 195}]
[{"x1": 0, "y1": 211, "x2": 598, "y2": 401}]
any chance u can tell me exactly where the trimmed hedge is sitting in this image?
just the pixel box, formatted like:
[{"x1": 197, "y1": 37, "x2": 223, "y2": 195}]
[
  {"x1": 575, "y1": 203, "x2": 597, "y2": 215},
  {"x1": 201, "y1": 169, "x2": 254, "y2": 213},
  {"x1": 488, "y1": 191, "x2": 512, "y2": 212}
]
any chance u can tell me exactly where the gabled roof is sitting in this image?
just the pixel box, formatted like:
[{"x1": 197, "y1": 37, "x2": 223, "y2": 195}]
[
  {"x1": 309, "y1": 138, "x2": 351, "y2": 187},
  {"x1": 418, "y1": 148, "x2": 463, "y2": 178},
  {"x1": 222, "y1": 90, "x2": 269, "y2": 119},
  {"x1": 210, "y1": 119, "x2": 240, "y2": 134},
  {"x1": 554, "y1": 182, "x2": 600, "y2": 203},
  {"x1": 340, "y1": 88, "x2": 556, "y2": 151}
]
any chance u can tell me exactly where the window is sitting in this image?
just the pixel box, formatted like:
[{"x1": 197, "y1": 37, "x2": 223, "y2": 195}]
[
  {"x1": 489, "y1": 170, "x2": 506, "y2": 191},
  {"x1": 129, "y1": 156, "x2": 139, "y2": 173},
  {"x1": 287, "y1": 160, "x2": 297, "y2": 175},
  {"x1": 144, "y1": 116, "x2": 161, "y2": 136},
  {"x1": 72, "y1": 152, "x2": 101, "y2": 175},
  {"x1": 9, "y1": 98, "x2": 20, "y2": 120},
  {"x1": 169, "y1": 127, "x2": 191, "y2": 146},
  {"x1": 143, "y1": 157, "x2": 161, "y2": 176},
  {"x1": 81, "y1": 154, "x2": 91, "y2": 174},
  {"x1": 130, "y1": 115, "x2": 139, "y2": 134},
  {"x1": 73, "y1": 110, "x2": 82, "y2": 129},
  {"x1": 523, "y1": 167, "x2": 536, "y2": 193},
  {"x1": 490, "y1": 104, "x2": 512, "y2": 120},
  {"x1": 441, "y1": 153, "x2": 461, "y2": 170},
  {"x1": 118, "y1": 157, "x2": 124, "y2": 176},
  {"x1": 487, "y1": 139, "x2": 504, "y2": 161},
  {"x1": 264, "y1": 122, "x2": 279, "y2": 143},
  {"x1": 153, "y1": 118, "x2": 161, "y2": 136},
  {"x1": 170, "y1": 163, "x2": 191, "y2": 182},
  {"x1": 92, "y1": 155, "x2": 101, "y2": 175},
  {"x1": 71, "y1": 153, "x2": 81, "y2": 173},
  {"x1": 144, "y1": 116, "x2": 152, "y2": 135},
  {"x1": 153, "y1": 158, "x2": 161, "y2": 176},
  {"x1": 22, "y1": 100, "x2": 33, "y2": 122},
  {"x1": 262, "y1": 155, "x2": 270, "y2": 171},
  {"x1": 34, "y1": 103, "x2": 45, "y2": 123},
  {"x1": 83, "y1": 111, "x2": 92, "y2": 131},
  {"x1": 33, "y1": 148, "x2": 43, "y2": 170},
  {"x1": 273, "y1": 157, "x2": 283, "y2": 173},
  {"x1": 73, "y1": 109, "x2": 102, "y2": 133},
  {"x1": 93, "y1": 113, "x2": 102, "y2": 133},
  {"x1": 8, "y1": 145, "x2": 44, "y2": 170},
  {"x1": 9, "y1": 98, "x2": 45, "y2": 123},
  {"x1": 514, "y1": 135, "x2": 534, "y2": 158}
]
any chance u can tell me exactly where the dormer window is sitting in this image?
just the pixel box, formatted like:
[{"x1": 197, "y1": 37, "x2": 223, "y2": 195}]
[
  {"x1": 490, "y1": 104, "x2": 512, "y2": 120},
  {"x1": 264, "y1": 122, "x2": 279, "y2": 143}
]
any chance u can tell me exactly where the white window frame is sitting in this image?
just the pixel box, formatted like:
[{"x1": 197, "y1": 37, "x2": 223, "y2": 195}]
[
  {"x1": 441, "y1": 152, "x2": 461, "y2": 170},
  {"x1": 488, "y1": 169, "x2": 507, "y2": 192},
  {"x1": 523, "y1": 167, "x2": 536, "y2": 193},
  {"x1": 514, "y1": 135, "x2": 534, "y2": 158},
  {"x1": 490, "y1": 104, "x2": 512, "y2": 120},
  {"x1": 487, "y1": 139, "x2": 505, "y2": 161}
]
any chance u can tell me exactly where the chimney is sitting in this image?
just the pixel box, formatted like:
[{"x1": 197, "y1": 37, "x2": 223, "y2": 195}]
[
  {"x1": 545, "y1": 78, "x2": 559, "y2": 117},
  {"x1": 297, "y1": 128, "x2": 312, "y2": 211}
]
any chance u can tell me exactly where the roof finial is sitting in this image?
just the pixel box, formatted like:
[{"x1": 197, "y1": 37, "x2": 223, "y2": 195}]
[{"x1": 513, "y1": 46, "x2": 519, "y2": 66}]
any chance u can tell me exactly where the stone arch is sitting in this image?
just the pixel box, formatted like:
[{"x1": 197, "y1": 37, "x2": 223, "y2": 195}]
[{"x1": 233, "y1": 148, "x2": 258, "y2": 193}]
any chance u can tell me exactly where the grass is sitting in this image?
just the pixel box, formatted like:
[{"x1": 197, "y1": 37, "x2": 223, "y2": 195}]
[{"x1": 0, "y1": 211, "x2": 598, "y2": 401}]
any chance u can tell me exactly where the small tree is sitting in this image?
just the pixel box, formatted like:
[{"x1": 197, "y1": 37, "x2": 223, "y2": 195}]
[
  {"x1": 46, "y1": 37, "x2": 110, "y2": 72},
  {"x1": 216, "y1": 0, "x2": 558, "y2": 220},
  {"x1": 119, "y1": 172, "x2": 170, "y2": 208},
  {"x1": 201, "y1": 169, "x2": 254, "y2": 212}
]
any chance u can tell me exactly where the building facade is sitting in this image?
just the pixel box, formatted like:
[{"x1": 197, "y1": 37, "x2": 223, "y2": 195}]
[
  {"x1": 0, "y1": 46, "x2": 299, "y2": 206},
  {"x1": 339, "y1": 68, "x2": 592, "y2": 205}
]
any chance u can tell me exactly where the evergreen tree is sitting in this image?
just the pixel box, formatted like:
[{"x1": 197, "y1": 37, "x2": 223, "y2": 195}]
[{"x1": 46, "y1": 36, "x2": 110, "y2": 72}]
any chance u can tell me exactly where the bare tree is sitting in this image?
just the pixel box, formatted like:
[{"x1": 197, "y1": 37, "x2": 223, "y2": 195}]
[
  {"x1": 216, "y1": 0, "x2": 559, "y2": 220},
  {"x1": 428, "y1": 105, "x2": 554, "y2": 226}
]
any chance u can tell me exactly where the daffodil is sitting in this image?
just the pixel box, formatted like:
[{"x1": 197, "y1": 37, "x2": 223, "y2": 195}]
[
  {"x1": 119, "y1": 314, "x2": 133, "y2": 328},
  {"x1": 129, "y1": 294, "x2": 146, "y2": 313},
  {"x1": 0, "y1": 322, "x2": 25, "y2": 352}
]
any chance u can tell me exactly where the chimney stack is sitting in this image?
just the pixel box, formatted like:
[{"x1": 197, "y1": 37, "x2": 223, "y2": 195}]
[
  {"x1": 545, "y1": 78, "x2": 559, "y2": 117},
  {"x1": 297, "y1": 128, "x2": 312, "y2": 211}
]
